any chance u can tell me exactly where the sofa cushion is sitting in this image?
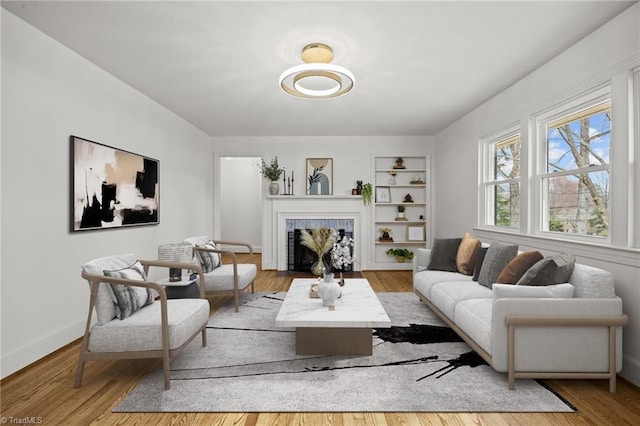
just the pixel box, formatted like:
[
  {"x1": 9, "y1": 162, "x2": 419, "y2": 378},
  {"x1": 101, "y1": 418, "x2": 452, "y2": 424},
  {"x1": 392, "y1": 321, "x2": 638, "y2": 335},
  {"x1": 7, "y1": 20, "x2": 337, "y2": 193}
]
[
  {"x1": 568, "y1": 263, "x2": 616, "y2": 298},
  {"x1": 477, "y1": 243, "x2": 518, "y2": 288},
  {"x1": 88, "y1": 298, "x2": 209, "y2": 352},
  {"x1": 430, "y1": 281, "x2": 493, "y2": 320},
  {"x1": 103, "y1": 261, "x2": 154, "y2": 320},
  {"x1": 496, "y1": 251, "x2": 543, "y2": 284},
  {"x1": 472, "y1": 246, "x2": 489, "y2": 281},
  {"x1": 427, "y1": 238, "x2": 461, "y2": 272},
  {"x1": 454, "y1": 298, "x2": 494, "y2": 355},
  {"x1": 456, "y1": 233, "x2": 481, "y2": 275},
  {"x1": 414, "y1": 270, "x2": 473, "y2": 299},
  {"x1": 493, "y1": 283, "x2": 575, "y2": 299},
  {"x1": 516, "y1": 253, "x2": 576, "y2": 286}
]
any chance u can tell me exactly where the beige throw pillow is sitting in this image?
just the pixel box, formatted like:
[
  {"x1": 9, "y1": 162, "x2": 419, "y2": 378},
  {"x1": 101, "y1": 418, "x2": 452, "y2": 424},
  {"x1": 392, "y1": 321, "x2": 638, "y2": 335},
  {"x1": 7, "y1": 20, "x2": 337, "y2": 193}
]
[{"x1": 456, "y1": 233, "x2": 481, "y2": 275}]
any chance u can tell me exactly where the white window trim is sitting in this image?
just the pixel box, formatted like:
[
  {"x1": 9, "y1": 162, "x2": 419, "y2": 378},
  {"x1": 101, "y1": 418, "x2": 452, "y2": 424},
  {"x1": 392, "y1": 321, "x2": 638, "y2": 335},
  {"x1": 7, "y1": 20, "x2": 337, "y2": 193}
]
[
  {"x1": 633, "y1": 68, "x2": 640, "y2": 248},
  {"x1": 478, "y1": 124, "x2": 521, "y2": 233},
  {"x1": 532, "y1": 85, "x2": 612, "y2": 244}
]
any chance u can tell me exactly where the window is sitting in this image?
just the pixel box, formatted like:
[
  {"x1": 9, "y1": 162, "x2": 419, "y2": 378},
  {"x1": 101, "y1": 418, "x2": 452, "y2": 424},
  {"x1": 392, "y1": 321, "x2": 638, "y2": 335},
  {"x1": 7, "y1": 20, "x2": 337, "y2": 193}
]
[
  {"x1": 540, "y1": 99, "x2": 611, "y2": 238},
  {"x1": 482, "y1": 132, "x2": 521, "y2": 229}
]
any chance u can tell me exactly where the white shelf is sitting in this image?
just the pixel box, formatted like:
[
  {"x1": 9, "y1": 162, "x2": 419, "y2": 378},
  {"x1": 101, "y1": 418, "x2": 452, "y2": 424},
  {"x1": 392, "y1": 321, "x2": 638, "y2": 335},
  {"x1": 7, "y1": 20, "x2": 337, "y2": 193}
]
[{"x1": 371, "y1": 155, "x2": 430, "y2": 268}]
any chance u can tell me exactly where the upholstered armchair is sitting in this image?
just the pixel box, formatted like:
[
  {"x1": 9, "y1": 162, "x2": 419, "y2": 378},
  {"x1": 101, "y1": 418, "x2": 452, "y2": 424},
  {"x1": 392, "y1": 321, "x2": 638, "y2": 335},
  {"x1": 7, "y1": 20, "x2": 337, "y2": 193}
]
[
  {"x1": 183, "y1": 236, "x2": 257, "y2": 312},
  {"x1": 76, "y1": 254, "x2": 210, "y2": 390}
]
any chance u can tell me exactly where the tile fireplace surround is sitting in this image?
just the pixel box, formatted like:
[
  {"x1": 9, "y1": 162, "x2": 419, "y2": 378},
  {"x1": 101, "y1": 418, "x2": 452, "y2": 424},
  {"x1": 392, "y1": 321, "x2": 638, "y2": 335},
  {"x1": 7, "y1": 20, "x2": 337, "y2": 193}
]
[{"x1": 263, "y1": 196, "x2": 368, "y2": 271}]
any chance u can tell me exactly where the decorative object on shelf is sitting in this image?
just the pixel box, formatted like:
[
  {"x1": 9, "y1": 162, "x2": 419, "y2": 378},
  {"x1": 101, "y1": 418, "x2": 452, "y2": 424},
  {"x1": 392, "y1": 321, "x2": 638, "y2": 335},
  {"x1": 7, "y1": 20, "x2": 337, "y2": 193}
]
[
  {"x1": 158, "y1": 243, "x2": 193, "y2": 282},
  {"x1": 388, "y1": 170, "x2": 397, "y2": 185},
  {"x1": 375, "y1": 186, "x2": 391, "y2": 203},
  {"x1": 356, "y1": 180, "x2": 363, "y2": 195},
  {"x1": 279, "y1": 42, "x2": 355, "y2": 100},
  {"x1": 407, "y1": 225, "x2": 426, "y2": 241},
  {"x1": 379, "y1": 227, "x2": 393, "y2": 242},
  {"x1": 306, "y1": 158, "x2": 333, "y2": 195},
  {"x1": 403, "y1": 194, "x2": 414, "y2": 203},
  {"x1": 393, "y1": 157, "x2": 405, "y2": 169},
  {"x1": 385, "y1": 248, "x2": 414, "y2": 263},
  {"x1": 410, "y1": 175, "x2": 425, "y2": 184},
  {"x1": 420, "y1": 214, "x2": 425, "y2": 221},
  {"x1": 300, "y1": 227, "x2": 335, "y2": 276},
  {"x1": 259, "y1": 157, "x2": 285, "y2": 195},
  {"x1": 71, "y1": 135, "x2": 159, "y2": 231},
  {"x1": 396, "y1": 204, "x2": 407, "y2": 221},
  {"x1": 361, "y1": 182, "x2": 373, "y2": 205}
]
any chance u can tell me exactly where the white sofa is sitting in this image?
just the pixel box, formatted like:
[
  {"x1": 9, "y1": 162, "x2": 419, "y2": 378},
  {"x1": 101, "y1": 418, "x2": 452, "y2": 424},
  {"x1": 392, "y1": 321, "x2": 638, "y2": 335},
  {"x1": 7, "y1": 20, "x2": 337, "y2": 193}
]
[{"x1": 412, "y1": 248, "x2": 628, "y2": 391}]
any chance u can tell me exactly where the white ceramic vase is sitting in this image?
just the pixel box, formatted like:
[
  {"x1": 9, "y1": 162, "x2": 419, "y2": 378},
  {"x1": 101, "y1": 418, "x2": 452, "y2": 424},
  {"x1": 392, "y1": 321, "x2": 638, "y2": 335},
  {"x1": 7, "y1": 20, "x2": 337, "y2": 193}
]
[{"x1": 317, "y1": 278, "x2": 340, "y2": 307}]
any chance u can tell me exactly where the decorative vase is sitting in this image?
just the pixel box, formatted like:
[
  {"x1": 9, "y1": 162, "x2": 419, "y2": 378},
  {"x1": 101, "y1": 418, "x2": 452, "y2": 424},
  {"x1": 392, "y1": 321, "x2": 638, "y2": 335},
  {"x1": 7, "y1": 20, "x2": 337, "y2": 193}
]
[
  {"x1": 311, "y1": 258, "x2": 325, "y2": 276},
  {"x1": 397, "y1": 212, "x2": 405, "y2": 219},
  {"x1": 356, "y1": 181, "x2": 363, "y2": 195},
  {"x1": 269, "y1": 181, "x2": 279, "y2": 195},
  {"x1": 317, "y1": 278, "x2": 340, "y2": 307}
]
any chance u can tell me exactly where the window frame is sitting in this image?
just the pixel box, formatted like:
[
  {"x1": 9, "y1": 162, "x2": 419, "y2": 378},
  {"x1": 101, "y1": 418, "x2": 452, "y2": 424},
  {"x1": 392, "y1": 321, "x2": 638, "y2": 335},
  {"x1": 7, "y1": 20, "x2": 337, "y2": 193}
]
[
  {"x1": 533, "y1": 85, "x2": 612, "y2": 243},
  {"x1": 478, "y1": 125, "x2": 522, "y2": 232}
]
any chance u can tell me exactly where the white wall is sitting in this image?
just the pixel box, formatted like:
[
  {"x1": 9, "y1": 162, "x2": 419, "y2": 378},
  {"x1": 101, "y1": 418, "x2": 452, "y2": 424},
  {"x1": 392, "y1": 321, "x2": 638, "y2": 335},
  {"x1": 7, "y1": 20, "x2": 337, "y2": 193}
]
[
  {"x1": 212, "y1": 136, "x2": 435, "y2": 269},
  {"x1": 0, "y1": 11, "x2": 214, "y2": 378},
  {"x1": 434, "y1": 4, "x2": 640, "y2": 385}
]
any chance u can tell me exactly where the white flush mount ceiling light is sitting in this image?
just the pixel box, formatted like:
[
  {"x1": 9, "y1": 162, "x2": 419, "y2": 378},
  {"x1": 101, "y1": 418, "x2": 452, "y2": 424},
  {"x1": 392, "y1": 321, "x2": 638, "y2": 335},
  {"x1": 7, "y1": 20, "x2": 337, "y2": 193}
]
[{"x1": 279, "y1": 43, "x2": 355, "y2": 99}]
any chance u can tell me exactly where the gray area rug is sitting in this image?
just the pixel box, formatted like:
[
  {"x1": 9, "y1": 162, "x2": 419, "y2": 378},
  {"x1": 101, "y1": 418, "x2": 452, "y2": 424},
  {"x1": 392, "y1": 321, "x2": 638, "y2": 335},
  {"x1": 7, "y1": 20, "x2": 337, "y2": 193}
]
[{"x1": 115, "y1": 292, "x2": 575, "y2": 412}]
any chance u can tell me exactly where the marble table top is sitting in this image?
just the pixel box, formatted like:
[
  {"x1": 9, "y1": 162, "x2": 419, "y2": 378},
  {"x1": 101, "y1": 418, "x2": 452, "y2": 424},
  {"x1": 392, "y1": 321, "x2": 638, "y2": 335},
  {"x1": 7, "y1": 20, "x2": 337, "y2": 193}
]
[{"x1": 275, "y1": 278, "x2": 391, "y2": 328}]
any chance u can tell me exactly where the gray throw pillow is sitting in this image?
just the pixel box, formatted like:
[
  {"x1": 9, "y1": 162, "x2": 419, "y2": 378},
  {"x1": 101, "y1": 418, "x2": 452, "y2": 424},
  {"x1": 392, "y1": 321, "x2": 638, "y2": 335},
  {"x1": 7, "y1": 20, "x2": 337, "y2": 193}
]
[
  {"x1": 196, "y1": 241, "x2": 221, "y2": 273},
  {"x1": 477, "y1": 243, "x2": 518, "y2": 288},
  {"x1": 516, "y1": 253, "x2": 576, "y2": 286},
  {"x1": 427, "y1": 238, "x2": 462, "y2": 272},
  {"x1": 472, "y1": 247, "x2": 489, "y2": 282},
  {"x1": 103, "y1": 261, "x2": 154, "y2": 320}
]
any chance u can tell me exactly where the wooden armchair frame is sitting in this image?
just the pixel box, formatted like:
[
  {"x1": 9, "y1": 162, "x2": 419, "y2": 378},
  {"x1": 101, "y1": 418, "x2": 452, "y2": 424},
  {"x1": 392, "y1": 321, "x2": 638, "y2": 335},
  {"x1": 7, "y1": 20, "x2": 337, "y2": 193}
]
[
  {"x1": 76, "y1": 260, "x2": 208, "y2": 390},
  {"x1": 192, "y1": 239, "x2": 256, "y2": 312}
]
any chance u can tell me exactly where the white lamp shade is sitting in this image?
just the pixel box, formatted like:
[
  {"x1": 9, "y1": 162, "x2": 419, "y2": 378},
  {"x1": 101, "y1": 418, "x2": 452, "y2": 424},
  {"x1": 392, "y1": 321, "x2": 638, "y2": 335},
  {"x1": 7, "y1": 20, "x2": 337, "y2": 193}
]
[{"x1": 158, "y1": 243, "x2": 193, "y2": 263}]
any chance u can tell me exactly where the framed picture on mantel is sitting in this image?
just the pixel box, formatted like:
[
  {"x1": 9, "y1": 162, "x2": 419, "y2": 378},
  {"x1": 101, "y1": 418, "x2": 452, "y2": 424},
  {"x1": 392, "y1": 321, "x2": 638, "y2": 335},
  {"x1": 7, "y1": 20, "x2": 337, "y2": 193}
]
[{"x1": 306, "y1": 158, "x2": 333, "y2": 195}]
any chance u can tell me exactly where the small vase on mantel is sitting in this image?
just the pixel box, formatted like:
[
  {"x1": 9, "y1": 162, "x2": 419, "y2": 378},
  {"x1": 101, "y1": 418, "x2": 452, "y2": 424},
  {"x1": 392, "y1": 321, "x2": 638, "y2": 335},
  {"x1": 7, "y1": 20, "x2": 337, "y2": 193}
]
[{"x1": 269, "y1": 181, "x2": 279, "y2": 195}]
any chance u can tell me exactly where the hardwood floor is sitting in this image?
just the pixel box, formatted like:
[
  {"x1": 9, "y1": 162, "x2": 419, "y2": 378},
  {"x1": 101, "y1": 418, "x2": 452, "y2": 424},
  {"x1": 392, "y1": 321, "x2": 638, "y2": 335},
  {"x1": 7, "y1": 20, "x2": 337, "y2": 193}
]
[{"x1": 2, "y1": 253, "x2": 639, "y2": 425}]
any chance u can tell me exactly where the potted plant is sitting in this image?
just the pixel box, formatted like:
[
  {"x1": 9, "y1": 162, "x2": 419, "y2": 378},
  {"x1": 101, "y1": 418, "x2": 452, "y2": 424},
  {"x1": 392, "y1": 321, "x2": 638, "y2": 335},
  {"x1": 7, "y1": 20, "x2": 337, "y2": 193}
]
[
  {"x1": 259, "y1": 157, "x2": 285, "y2": 195},
  {"x1": 361, "y1": 182, "x2": 373, "y2": 205},
  {"x1": 385, "y1": 248, "x2": 414, "y2": 263},
  {"x1": 396, "y1": 204, "x2": 406, "y2": 221},
  {"x1": 379, "y1": 227, "x2": 393, "y2": 241},
  {"x1": 393, "y1": 157, "x2": 405, "y2": 169}
]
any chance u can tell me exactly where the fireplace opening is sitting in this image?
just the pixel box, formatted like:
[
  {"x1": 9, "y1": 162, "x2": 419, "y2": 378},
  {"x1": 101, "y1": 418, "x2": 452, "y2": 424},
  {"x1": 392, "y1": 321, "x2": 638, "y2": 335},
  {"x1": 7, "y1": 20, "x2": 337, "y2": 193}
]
[{"x1": 288, "y1": 229, "x2": 353, "y2": 273}]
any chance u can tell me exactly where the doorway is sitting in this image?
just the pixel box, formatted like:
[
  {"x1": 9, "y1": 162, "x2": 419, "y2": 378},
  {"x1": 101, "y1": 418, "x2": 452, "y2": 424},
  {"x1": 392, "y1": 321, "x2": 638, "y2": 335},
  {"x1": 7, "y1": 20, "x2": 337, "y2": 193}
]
[{"x1": 218, "y1": 156, "x2": 262, "y2": 252}]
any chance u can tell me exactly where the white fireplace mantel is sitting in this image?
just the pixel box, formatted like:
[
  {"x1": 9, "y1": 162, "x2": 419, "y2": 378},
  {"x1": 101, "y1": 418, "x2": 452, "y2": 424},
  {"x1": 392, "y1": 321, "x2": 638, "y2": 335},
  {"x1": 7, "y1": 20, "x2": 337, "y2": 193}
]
[{"x1": 262, "y1": 196, "x2": 371, "y2": 271}]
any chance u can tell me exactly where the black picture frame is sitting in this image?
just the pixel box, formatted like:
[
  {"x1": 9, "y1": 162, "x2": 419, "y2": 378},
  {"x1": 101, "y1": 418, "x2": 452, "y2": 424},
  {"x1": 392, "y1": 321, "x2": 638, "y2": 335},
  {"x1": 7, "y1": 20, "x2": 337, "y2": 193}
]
[{"x1": 71, "y1": 135, "x2": 159, "y2": 231}]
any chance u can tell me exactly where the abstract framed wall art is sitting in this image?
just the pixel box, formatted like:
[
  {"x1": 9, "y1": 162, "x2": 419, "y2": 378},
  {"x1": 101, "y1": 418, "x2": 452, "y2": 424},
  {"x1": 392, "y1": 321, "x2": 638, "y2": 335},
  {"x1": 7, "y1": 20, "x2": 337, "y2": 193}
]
[
  {"x1": 71, "y1": 135, "x2": 159, "y2": 231},
  {"x1": 306, "y1": 158, "x2": 333, "y2": 195}
]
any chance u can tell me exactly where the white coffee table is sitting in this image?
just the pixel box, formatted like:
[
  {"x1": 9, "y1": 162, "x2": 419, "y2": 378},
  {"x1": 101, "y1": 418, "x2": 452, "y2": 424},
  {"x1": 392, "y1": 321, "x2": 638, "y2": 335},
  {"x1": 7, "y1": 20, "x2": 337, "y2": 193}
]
[{"x1": 275, "y1": 278, "x2": 391, "y2": 355}]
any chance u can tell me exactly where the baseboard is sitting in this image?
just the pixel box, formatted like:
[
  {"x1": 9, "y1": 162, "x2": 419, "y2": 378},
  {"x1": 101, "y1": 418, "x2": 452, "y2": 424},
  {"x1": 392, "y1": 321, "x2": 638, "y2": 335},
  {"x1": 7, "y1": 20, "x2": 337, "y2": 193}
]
[
  {"x1": 622, "y1": 353, "x2": 640, "y2": 387},
  {"x1": 0, "y1": 318, "x2": 84, "y2": 380}
]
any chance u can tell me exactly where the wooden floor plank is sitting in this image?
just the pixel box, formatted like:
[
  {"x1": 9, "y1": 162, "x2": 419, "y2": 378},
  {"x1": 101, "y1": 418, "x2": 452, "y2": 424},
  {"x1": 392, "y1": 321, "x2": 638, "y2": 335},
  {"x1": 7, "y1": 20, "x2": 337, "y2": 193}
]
[{"x1": 1, "y1": 253, "x2": 638, "y2": 425}]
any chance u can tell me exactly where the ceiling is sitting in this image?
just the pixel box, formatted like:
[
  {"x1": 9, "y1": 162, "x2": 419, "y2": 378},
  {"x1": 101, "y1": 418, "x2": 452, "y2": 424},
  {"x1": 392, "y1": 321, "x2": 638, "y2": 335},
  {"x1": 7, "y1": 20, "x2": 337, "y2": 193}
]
[{"x1": 2, "y1": 1, "x2": 635, "y2": 137}]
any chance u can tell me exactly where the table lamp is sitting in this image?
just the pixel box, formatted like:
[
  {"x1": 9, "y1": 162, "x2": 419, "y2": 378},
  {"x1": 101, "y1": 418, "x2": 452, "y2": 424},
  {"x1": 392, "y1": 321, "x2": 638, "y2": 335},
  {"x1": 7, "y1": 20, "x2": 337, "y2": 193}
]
[{"x1": 158, "y1": 243, "x2": 193, "y2": 282}]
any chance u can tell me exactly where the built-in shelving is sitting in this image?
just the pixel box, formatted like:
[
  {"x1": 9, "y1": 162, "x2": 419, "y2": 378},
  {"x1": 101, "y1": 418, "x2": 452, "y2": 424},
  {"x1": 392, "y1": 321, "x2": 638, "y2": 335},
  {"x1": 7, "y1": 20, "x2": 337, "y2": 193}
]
[{"x1": 371, "y1": 155, "x2": 430, "y2": 269}]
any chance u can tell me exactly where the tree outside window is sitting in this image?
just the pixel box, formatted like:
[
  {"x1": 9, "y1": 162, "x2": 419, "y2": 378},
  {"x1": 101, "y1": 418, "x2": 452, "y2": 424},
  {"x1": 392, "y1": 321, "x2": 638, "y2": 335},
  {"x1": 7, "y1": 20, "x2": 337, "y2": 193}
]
[
  {"x1": 543, "y1": 100, "x2": 611, "y2": 237},
  {"x1": 485, "y1": 134, "x2": 520, "y2": 228}
]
